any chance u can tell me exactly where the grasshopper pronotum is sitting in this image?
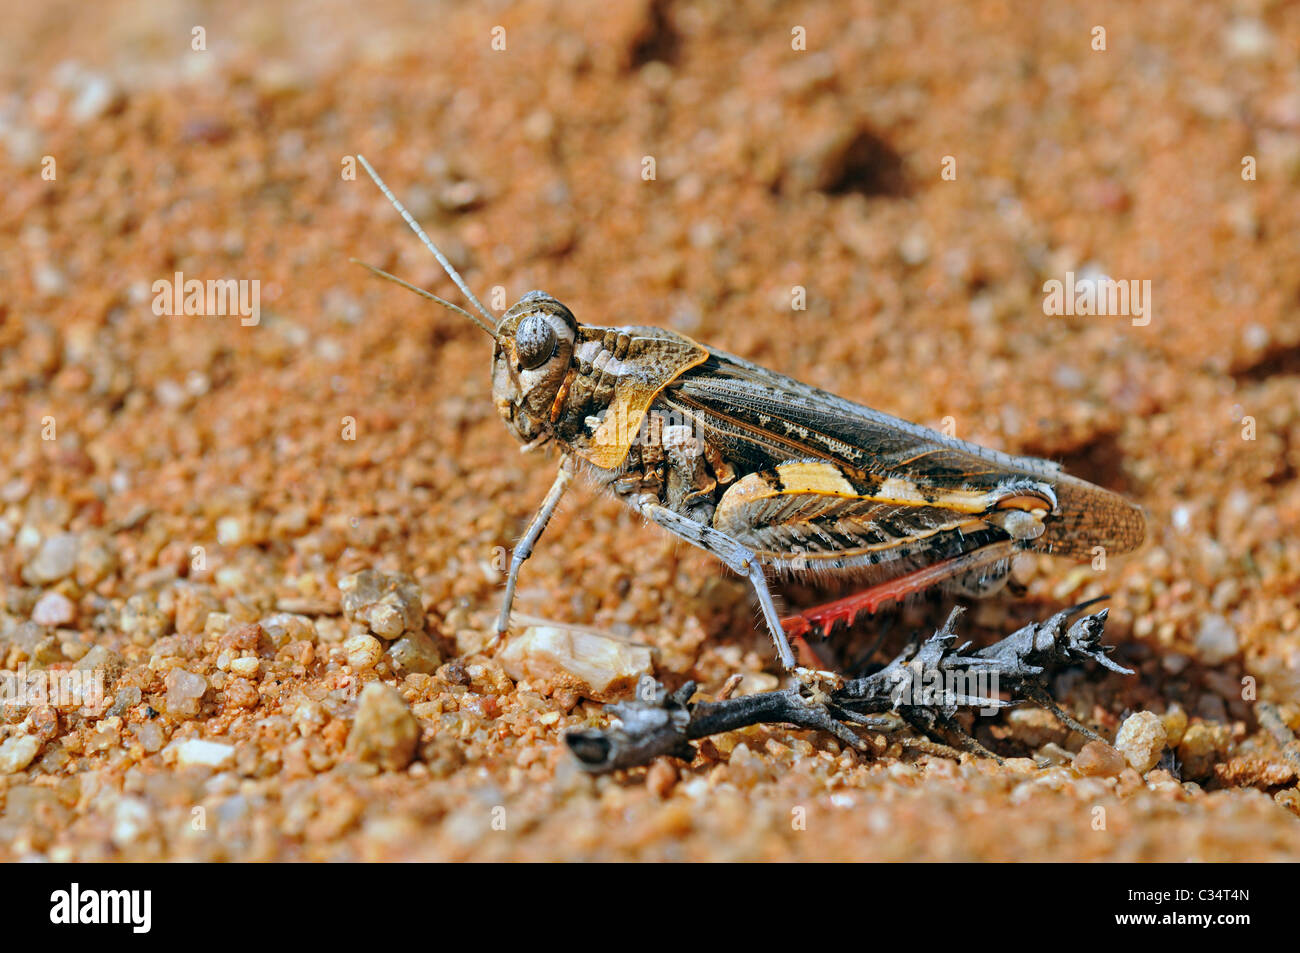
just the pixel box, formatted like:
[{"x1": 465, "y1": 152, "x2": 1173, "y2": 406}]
[{"x1": 354, "y1": 155, "x2": 1145, "y2": 679}]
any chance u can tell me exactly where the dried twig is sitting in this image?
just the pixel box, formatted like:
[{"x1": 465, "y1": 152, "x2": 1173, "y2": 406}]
[{"x1": 566, "y1": 601, "x2": 1131, "y2": 773}]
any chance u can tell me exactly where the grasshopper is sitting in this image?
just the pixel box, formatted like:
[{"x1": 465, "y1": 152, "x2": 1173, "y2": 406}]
[{"x1": 354, "y1": 155, "x2": 1145, "y2": 678}]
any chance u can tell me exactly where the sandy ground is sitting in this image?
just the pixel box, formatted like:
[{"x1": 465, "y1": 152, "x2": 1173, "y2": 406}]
[{"x1": 1, "y1": 0, "x2": 1299, "y2": 860}]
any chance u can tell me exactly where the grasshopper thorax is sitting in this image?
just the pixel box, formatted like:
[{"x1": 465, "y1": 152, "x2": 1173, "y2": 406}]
[{"x1": 492, "y1": 291, "x2": 579, "y2": 445}]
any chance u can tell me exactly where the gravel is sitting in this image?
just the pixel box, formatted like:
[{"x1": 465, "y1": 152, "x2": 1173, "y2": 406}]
[
  {"x1": 0, "y1": 734, "x2": 41, "y2": 774},
  {"x1": 1194, "y1": 614, "x2": 1239, "y2": 665},
  {"x1": 168, "y1": 738, "x2": 236, "y2": 769},
  {"x1": 1115, "y1": 712, "x2": 1169, "y2": 774},
  {"x1": 346, "y1": 683, "x2": 420, "y2": 771},
  {"x1": 163, "y1": 669, "x2": 208, "y2": 719},
  {"x1": 498, "y1": 626, "x2": 654, "y2": 701},
  {"x1": 31, "y1": 591, "x2": 75, "y2": 627},
  {"x1": 24, "y1": 533, "x2": 78, "y2": 584},
  {"x1": 1073, "y1": 741, "x2": 1126, "y2": 778},
  {"x1": 0, "y1": 0, "x2": 1297, "y2": 862}
]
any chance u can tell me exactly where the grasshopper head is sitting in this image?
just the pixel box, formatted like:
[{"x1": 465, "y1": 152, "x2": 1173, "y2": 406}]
[
  {"x1": 351, "y1": 159, "x2": 579, "y2": 448},
  {"x1": 491, "y1": 291, "x2": 579, "y2": 444}
]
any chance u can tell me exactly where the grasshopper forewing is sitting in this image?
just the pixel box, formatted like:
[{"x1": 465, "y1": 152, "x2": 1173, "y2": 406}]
[{"x1": 355, "y1": 155, "x2": 1145, "y2": 675}]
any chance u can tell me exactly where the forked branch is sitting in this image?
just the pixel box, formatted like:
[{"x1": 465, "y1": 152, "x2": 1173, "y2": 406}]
[{"x1": 565, "y1": 601, "x2": 1131, "y2": 772}]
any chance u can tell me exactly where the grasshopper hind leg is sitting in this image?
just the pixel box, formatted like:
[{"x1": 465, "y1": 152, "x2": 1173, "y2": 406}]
[
  {"x1": 778, "y1": 541, "x2": 1021, "y2": 641},
  {"x1": 946, "y1": 555, "x2": 1014, "y2": 599},
  {"x1": 637, "y1": 501, "x2": 799, "y2": 671}
]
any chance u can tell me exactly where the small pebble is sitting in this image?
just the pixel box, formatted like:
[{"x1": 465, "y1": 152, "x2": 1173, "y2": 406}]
[
  {"x1": 1225, "y1": 18, "x2": 1273, "y2": 60},
  {"x1": 898, "y1": 229, "x2": 929, "y2": 265},
  {"x1": 74, "y1": 644, "x2": 124, "y2": 678},
  {"x1": 344, "y1": 633, "x2": 384, "y2": 670},
  {"x1": 120, "y1": 594, "x2": 170, "y2": 645},
  {"x1": 4, "y1": 621, "x2": 59, "y2": 665},
  {"x1": 498, "y1": 626, "x2": 653, "y2": 701},
  {"x1": 164, "y1": 668, "x2": 208, "y2": 719},
  {"x1": 32, "y1": 591, "x2": 75, "y2": 627},
  {"x1": 85, "y1": 719, "x2": 121, "y2": 753},
  {"x1": 386, "y1": 630, "x2": 442, "y2": 674},
  {"x1": 169, "y1": 738, "x2": 235, "y2": 769},
  {"x1": 229, "y1": 656, "x2": 260, "y2": 677},
  {"x1": 25, "y1": 533, "x2": 79, "y2": 583},
  {"x1": 0, "y1": 734, "x2": 40, "y2": 774},
  {"x1": 1004, "y1": 707, "x2": 1065, "y2": 748},
  {"x1": 111, "y1": 797, "x2": 154, "y2": 848},
  {"x1": 74, "y1": 532, "x2": 117, "y2": 587},
  {"x1": 1036, "y1": 742, "x2": 1075, "y2": 767},
  {"x1": 346, "y1": 683, "x2": 419, "y2": 771},
  {"x1": 174, "y1": 585, "x2": 221, "y2": 636},
  {"x1": 1145, "y1": 768, "x2": 1181, "y2": 793},
  {"x1": 438, "y1": 179, "x2": 483, "y2": 212},
  {"x1": 259, "y1": 612, "x2": 317, "y2": 647},
  {"x1": 339, "y1": 570, "x2": 424, "y2": 640},
  {"x1": 1073, "y1": 740, "x2": 1126, "y2": 777},
  {"x1": 69, "y1": 73, "x2": 122, "y2": 122},
  {"x1": 133, "y1": 722, "x2": 166, "y2": 753},
  {"x1": 1115, "y1": 711, "x2": 1168, "y2": 774},
  {"x1": 1178, "y1": 722, "x2": 1229, "y2": 779},
  {"x1": 646, "y1": 758, "x2": 679, "y2": 798},
  {"x1": 1162, "y1": 705, "x2": 1188, "y2": 747},
  {"x1": 1194, "y1": 614, "x2": 1238, "y2": 665},
  {"x1": 108, "y1": 685, "x2": 142, "y2": 717}
]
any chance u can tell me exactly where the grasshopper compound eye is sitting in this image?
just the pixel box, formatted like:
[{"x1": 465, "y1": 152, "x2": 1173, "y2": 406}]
[{"x1": 515, "y1": 313, "x2": 558, "y2": 369}]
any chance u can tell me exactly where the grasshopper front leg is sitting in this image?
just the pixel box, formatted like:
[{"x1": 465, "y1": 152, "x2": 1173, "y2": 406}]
[
  {"x1": 636, "y1": 501, "x2": 799, "y2": 671},
  {"x1": 492, "y1": 457, "x2": 575, "y2": 642}
]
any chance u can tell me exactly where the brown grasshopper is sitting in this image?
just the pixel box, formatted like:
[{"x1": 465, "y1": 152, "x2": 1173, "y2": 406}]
[{"x1": 354, "y1": 155, "x2": 1145, "y2": 678}]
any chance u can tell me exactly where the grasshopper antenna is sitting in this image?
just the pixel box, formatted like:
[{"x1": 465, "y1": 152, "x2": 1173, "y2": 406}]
[
  {"x1": 348, "y1": 259, "x2": 488, "y2": 331},
  {"x1": 355, "y1": 153, "x2": 497, "y2": 336}
]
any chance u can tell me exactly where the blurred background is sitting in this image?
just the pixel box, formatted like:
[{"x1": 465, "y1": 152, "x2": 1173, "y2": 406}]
[{"x1": 1, "y1": 1, "x2": 1299, "y2": 859}]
